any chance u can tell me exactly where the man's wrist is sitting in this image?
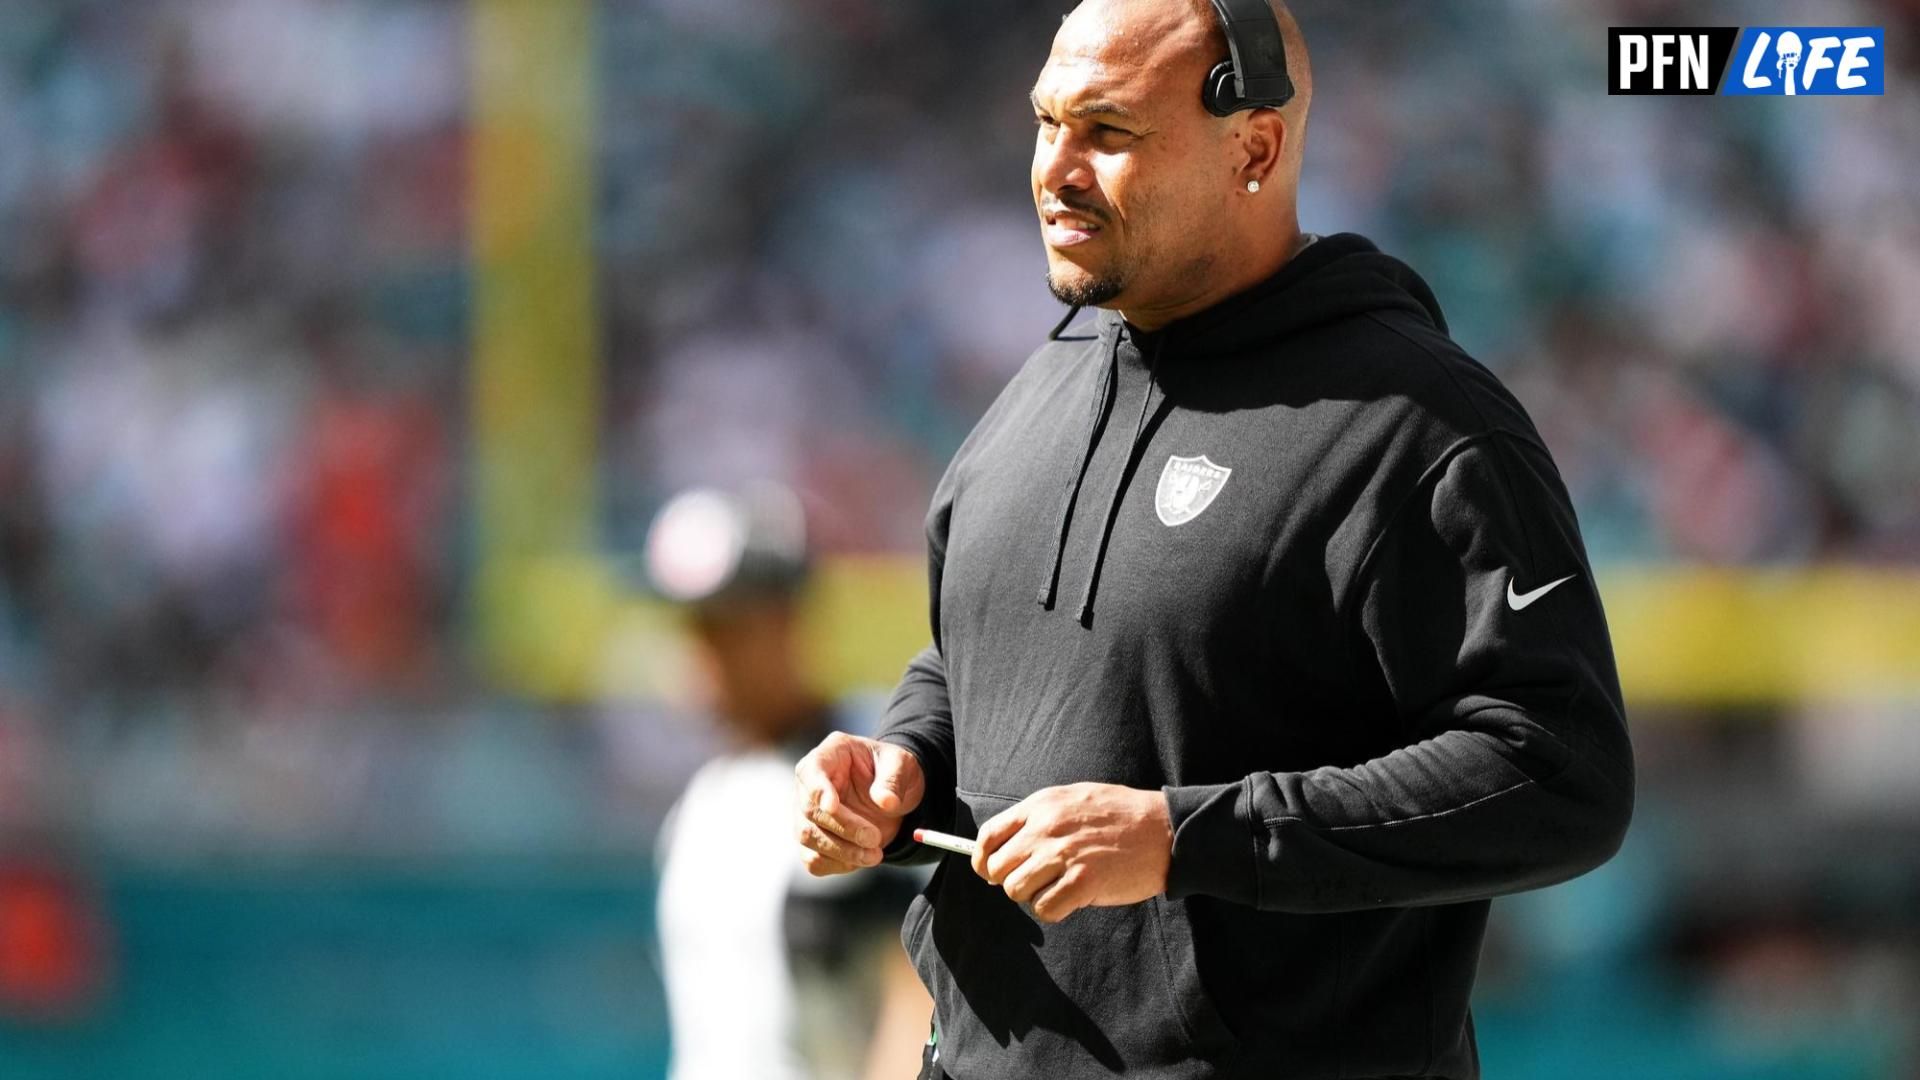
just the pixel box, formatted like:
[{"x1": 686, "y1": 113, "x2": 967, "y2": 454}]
[
  {"x1": 1150, "y1": 788, "x2": 1176, "y2": 895},
  {"x1": 874, "y1": 729, "x2": 954, "y2": 866},
  {"x1": 874, "y1": 738, "x2": 931, "y2": 863}
]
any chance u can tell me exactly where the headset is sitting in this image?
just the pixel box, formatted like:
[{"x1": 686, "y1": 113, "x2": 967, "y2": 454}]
[{"x1": 1203, "y1": 0, "x2": 1295, "y2": 116}]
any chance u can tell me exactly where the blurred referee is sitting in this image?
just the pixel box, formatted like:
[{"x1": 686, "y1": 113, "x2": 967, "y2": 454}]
[
  {"x1": 796, "y1": 1, "x2": 1633, "y2": 1078},
  {"x1": 646, "y1": 484, "x2": 930, "y2": 1080}
]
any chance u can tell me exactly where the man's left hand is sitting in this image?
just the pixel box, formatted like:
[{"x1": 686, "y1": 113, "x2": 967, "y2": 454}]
[{"x1": 971, "y1": 782, "x2": 1172, "y2": 924}]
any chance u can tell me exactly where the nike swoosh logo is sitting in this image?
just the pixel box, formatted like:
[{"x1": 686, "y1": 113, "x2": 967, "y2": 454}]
[{"x1": 1507, "y1": 573, "x2": 1576, "y2": 612}]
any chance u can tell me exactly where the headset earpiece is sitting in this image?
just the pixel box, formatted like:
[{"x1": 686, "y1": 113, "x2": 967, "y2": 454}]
[{"x1": 1203, "y1": 60, "x2": 1242, "y2": 117}]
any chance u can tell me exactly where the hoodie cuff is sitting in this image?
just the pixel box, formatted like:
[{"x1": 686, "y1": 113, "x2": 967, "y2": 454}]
[
  {"x1": 876, "y1": 731, "x2": 954, "y2": 867},
  {"x1": 1162, "y1": 778, "x2": 1258, "y2": 906}
]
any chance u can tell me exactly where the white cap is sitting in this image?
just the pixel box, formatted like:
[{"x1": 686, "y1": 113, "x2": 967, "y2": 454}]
[{"x1": 643, "y1": 483, "x2": 810, "y2": 605}]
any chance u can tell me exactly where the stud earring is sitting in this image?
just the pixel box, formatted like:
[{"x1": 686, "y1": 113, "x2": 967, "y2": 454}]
[{"x1": 1246, "y1": 180, "x2": 1261, "y2": 193}]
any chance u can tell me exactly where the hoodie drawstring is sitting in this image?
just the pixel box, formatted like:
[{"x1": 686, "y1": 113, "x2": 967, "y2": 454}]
[
  {"x1": 1077, "y1": 333, "x2": 1172, "y2": 626},
  {"x1": 1036, "y1": 331, "x2": 1119, "y2": 610}
]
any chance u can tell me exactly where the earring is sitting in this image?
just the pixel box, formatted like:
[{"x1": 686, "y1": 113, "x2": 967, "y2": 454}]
[{"x1": 1246, "y1": 179, "x2": 1261, "y2": 193}]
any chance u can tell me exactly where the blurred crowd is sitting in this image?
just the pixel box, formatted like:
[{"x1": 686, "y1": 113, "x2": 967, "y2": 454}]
[
  {"x1": 0, "y1": 1, "x2": 480, "y2": 853},
  {"x1": 0, "y1": 0, "x2": 1917, "y2": 1074}
]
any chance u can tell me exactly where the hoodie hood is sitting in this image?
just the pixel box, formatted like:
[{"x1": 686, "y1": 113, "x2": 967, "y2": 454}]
[
  {"x1": 1039, "y1": 232, "x2": 1450, "y2": 625},
  {"x1": 1094, "y1": 231, "x2": 1449, "y2": 354}
]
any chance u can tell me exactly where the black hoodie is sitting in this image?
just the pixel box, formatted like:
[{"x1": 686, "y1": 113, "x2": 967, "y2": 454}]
[{"x1": 876, "y1": 233, "x2": 1634, "y2": 1079}]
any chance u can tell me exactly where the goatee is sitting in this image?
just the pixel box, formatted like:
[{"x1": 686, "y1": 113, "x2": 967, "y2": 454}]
[{"x1": 1047, "y1": 270, "x2": 1125, "y2": 307}]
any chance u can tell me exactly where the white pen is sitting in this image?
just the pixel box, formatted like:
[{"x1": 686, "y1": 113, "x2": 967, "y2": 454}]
[{"x1": 912, "y1": 827, "x2": 979, "y2": 858}]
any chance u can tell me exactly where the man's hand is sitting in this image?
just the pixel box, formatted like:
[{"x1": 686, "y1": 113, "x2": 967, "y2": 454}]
[
  {"x1": 794, "y1": 733, "x2": 926, "y2": 876},
  {"x1": 971, "y1": 782, "x2": 1172, "y2": 924}
]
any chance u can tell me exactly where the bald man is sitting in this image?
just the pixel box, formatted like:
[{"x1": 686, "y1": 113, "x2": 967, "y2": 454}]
[{"x1": 795, "y1": 2, "x2": 1633, "y2": 1077}]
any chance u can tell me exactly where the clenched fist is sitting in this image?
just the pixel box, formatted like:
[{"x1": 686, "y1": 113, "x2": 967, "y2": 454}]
[{"x1": 793, "y1": 732, "x2": 926, "y2": 876}]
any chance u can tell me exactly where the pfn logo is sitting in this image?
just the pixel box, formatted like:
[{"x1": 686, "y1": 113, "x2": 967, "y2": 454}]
[
  {"x1": 1610, "y1": 28, "x2": 1740, "y2": 94},
  {"x1": 1609, "y1": 26, "x2": 1884, "y2": 95},
  {"x1": 1724, "y1": 28, "x2": 1883, "y2": 95}
]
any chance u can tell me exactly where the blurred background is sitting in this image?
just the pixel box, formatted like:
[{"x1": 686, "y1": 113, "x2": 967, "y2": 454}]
[{"x1": 0, "y1": 0, "x2": 1917, "y2": 1076}]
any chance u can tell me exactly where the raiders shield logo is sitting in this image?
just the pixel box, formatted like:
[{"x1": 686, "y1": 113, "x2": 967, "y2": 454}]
[{"x1": 1155, "y1": 454, "x2": 1232, "y2": 526}]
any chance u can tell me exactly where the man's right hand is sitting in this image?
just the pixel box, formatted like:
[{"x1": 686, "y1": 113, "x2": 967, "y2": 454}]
[{"x1": 794, "y1": 732, "x2": 925, "y2": 876}]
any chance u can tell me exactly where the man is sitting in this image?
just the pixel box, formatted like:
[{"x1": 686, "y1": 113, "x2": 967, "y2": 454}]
[
  {"x1": 647, "y1": 484, "x2": 932, "y2": 1080},
  {"x1": 794, "y1": 2, "x2": 1634, "y2": 1077}
]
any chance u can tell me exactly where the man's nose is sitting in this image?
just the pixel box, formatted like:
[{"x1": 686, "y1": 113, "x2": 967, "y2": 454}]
[{"x1": 1036, "y1": 133, "x2": 1093, "y2": 195}]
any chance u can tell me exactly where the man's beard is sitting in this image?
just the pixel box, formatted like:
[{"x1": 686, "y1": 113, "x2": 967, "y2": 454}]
[{"x1": 1047, "y1": 268, "x2": 1126, "y2": 307}]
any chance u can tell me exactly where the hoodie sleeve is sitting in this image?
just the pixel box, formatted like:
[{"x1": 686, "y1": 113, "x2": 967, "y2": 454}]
[
  {"x1": 1162, "y1": 433, "x2": 1634, "y2": 912},
  {"x1": 874, "y1": 472, "x2": 960, "y2": 867}
]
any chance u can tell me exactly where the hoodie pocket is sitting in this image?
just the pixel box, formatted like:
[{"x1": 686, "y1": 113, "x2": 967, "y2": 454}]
[{"x1": 1147, "y1": 894, "x2": 1238, "y2": 1051}]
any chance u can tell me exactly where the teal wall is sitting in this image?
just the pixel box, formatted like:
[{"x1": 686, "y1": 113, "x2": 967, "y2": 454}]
[{"x1": 0, "y1": 863, "x2": 670, "y2": 1080}]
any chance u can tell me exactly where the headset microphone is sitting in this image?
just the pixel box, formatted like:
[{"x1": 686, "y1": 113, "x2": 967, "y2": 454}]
[{"x1": 1203, "y1": 0, "x2": 1295, "y2": 116}]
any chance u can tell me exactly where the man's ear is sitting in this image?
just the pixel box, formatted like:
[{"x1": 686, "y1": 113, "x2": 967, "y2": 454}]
[{"x1": 1236, "y1": 109, "x2": 1287, "y2": 188}]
